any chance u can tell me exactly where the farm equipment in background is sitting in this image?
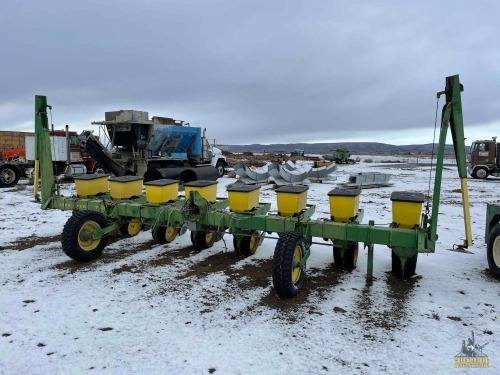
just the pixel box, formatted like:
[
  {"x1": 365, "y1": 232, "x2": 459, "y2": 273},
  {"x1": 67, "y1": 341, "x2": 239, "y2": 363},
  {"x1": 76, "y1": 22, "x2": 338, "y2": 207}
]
[
  {"x1": 332, "y1": 148, "x2": 355, "y2": 164},
  {"x1": 468, "y1": 137, "x2": 500, "y2": 179},
  {"x1": 35, "y1": 75, "x2": 473, "y2": 297},
  {"x1": 290, "y1": 149, "x2": 305, "y2": 157},
  {"x1": 0, "y1": 127, "x2": 97, "y2": 188},
  {"x1": 0, "y1": 130, "x2": 32, "y2": 160},
  {"x1": 2, "y1": 148, "x2": 26, "y2": 161},
  {"x1": 80, "y1": 110, "x2": 227, "y2": 183}
]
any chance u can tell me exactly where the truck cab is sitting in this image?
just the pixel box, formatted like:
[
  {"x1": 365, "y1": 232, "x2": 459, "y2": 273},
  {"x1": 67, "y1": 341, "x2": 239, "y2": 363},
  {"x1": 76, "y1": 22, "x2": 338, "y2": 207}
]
[{"x1": 468, "y1": 137, "x2": 499, "y2": 179}]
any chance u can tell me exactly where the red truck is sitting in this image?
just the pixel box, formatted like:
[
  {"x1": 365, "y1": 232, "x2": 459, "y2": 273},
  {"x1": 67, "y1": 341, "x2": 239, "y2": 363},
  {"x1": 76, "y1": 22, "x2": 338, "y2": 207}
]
[{"x1": 0, "y1": 128, "x2": 97, "y2": 188}]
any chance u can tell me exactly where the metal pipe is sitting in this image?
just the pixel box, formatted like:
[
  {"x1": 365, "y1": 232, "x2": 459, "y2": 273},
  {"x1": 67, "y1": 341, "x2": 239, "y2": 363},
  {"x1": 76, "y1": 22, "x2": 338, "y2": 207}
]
[
  {"x1": 65, "y1": 124, "x2": 70, "y2": 167},
  {"x1": 144, "y1": 166, "x2": 219, "y2": 183}
]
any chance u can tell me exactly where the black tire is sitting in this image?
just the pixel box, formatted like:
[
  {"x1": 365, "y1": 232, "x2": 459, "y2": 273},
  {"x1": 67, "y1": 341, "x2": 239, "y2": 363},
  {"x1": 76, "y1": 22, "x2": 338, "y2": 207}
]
[
  {"x1": 487, "y1": 224, "x2": 500, "y2": 277},
  {"x1": 333, "y1": 242, "x2": 359, "y2": 271},
  {"x1": 391, "y1": 250, "x2": 418, "y2": 279},
  {"x1": 191, "y1": 230, "x2": 217, "y2": 250},
  {"x1": 233, "y1": 236, "x2": 240, "y2": 253},
  {"x1": 92, "y1": 164, "x2": 108, "y2": 174},
  {"x1": 0, "y1": 164, "x2": 21, "y2": 188},
  {"x1": 215, "y1": 161, "x2": 225, "y2": 177},
  {"x1": 472, "y1": 166, "x2": 489, "y2": 179},
  {"x1": 152, "y1": 226, "x2": 178, "y2": 244},
  {"x1": 118, "y1": 218, "x2": 142, "y2": 237},
  {"x1": 239, "y1": 230, "x2": 261, "y2": 256},
  {"x1": 61, "y1": 211, "x2": 108, "y2": 262},
  {"x1": 272, "y1": 232, "x2": 306, "y2": 297}
]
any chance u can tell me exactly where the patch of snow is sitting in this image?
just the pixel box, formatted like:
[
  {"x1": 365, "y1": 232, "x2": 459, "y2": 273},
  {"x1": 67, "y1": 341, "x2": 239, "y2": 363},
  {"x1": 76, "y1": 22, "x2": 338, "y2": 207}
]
[{"x1": 0, "y1": 158, "x2": 498, "y2": 374}]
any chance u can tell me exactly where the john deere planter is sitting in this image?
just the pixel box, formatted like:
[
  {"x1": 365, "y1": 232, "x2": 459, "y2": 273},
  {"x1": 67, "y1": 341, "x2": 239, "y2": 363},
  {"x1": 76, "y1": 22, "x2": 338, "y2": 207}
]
[{"x1": 34, "y1": 75, "x2": 473, "y2": 297}]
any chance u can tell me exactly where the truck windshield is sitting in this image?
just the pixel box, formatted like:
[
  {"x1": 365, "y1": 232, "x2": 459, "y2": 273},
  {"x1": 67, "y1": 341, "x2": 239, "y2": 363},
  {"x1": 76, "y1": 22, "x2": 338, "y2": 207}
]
[
  {"x1": 470, "y1": 143, "x2": 489, "y2": 152},
  {"x1": 479, "y1": 143, "x2": 489, "y2": 151}
]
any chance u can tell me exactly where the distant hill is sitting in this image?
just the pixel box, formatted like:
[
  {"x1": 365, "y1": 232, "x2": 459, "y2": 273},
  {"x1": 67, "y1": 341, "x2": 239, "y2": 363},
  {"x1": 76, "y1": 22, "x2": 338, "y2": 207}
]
[{"x1": 227, "y1": 142, "x2": 463, "y2": 155}]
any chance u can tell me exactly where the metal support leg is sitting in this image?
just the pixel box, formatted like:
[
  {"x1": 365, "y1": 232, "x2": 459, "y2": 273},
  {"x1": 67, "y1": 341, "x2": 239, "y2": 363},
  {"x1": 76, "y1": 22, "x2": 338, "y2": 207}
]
[{"x1": 366, "y1": 243, "x2": 374, "y2": 280}]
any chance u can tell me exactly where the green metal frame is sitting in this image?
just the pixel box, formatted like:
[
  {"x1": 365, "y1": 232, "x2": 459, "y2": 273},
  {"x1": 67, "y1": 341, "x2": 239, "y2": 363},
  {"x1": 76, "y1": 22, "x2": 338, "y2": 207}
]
[
  {"x1": 35, "y1": 95, "x2": 56, "y2": 203},
  {"x1": 36, "y1": 75, "x2": 472, "y2": 281}
]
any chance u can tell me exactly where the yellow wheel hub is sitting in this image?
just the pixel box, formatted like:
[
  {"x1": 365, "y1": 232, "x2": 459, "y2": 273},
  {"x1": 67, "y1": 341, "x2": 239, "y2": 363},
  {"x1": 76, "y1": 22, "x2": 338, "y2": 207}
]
[
  {"x1": 127, "y1": 218, "x2": 142, "y2": 237},
  {"x1": 291, "y1": 245, "x2": 302, "y2": 284},
  {"x1": 493, "y1": 236, "x2": 500, "y2": 267},
  {"x1": 353, "y1": 245, "x2": 359, "y2": 265},
  {"x1": 165, "y1": 227, "x2": 178, "y2": 242},
  {"x1": 249, "y1": 231, "x2": 260, "y2": 254},
  {"x1": 78, "y1": 221, "x2": 101, "y2": 251},
  {"x1": 206, "y1": 231, "x2": 217, "y2": 247}
]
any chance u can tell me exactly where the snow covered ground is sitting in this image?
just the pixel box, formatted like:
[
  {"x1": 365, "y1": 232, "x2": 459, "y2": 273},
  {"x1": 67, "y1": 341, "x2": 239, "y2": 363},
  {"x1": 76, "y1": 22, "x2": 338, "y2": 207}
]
[{"x1": 0, "y1": 156, "x2": 498, "y2": 374}]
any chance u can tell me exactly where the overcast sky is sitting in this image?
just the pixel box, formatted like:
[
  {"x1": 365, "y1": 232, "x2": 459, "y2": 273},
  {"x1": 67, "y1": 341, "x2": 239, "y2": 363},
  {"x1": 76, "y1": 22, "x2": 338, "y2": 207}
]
[{"x1": 1, "y1": 0, "x2": 499, "y2": 145}]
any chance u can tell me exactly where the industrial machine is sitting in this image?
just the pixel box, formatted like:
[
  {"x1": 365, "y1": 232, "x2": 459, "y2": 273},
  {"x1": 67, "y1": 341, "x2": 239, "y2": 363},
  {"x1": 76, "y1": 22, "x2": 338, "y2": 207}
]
[
  {"x1": 80, "y1": 110, "x2": 227, "y2": 183},
  {"x1": 467, "y1": 137, "x2": 500, "y2": 179},
  {"x1": 34, "y1": 75, "x2": 473, "y2": 297}
]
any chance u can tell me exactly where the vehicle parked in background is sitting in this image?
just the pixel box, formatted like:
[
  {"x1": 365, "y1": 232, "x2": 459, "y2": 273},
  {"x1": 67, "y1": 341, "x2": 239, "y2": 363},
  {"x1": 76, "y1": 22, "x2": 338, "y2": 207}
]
[
  {"x1": 325, "y1": 148, "x2": 356, "y2": 164},
  {"x1": 80, "y1": 110, "x2": 227, "y2": 183},
  {"x1": 0, "y1": 128, "x2": 96, "y2": 188},
  {"x1": 468, "y1": 137, "x2": 500, "y2": 179}
]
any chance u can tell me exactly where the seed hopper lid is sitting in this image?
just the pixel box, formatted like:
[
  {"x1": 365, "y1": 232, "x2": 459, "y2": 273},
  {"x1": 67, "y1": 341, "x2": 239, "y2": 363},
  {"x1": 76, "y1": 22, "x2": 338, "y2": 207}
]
[
  {"x1": 143, "y1": 179, "x2": 179, "y2": 186},
  {"x1": 184, "y1": 180, "x2": 218, "y2": 187},
  {"x1": 328, "y1": 187, "x2": 361, "y2": 197},
  {"x1": 390, "y1": 191, "x2": 425, "y2": 203},
  {"x1": 275, "y1": 185, "x2": 309, "y2": 194},
  {"x1": 227, "y1": 184, "x2": 260, "y2": 192},
  {"x1": 108, "y1": 175, "x2": 144, "y2": 182},
  {"x1": 73, "y1": 174, "x2": 110, "y2": 180}
]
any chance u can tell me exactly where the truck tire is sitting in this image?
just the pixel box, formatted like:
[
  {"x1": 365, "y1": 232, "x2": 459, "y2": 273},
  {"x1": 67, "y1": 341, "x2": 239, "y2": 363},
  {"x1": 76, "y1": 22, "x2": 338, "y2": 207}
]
[
  {"x1": 92, "y1": 164, "x2": 108, "y2": 174},
  {"x1": 0, "y1": 164, "x2": 21, "y2": 188},
  {"x1": 472, "y1": 166, "x2": 489, "y2": 179},
  {"x1": 487, "y1": 224, "x2": 500, "y2": 277},
  {"x1": 215, "y1": 161, "x2": 225, "y2": 177}
]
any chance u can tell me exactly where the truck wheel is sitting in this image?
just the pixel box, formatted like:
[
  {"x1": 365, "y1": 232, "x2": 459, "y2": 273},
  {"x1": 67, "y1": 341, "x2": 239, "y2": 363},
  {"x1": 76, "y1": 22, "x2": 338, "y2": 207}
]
[
  {"x1": 272, "y1": 232, "x2": 306, "y2": 297},
  {"x1": 391, "y1": 250, "x2": 418, "y2": 279},
  {"x1": 61, "y1": 211, "x2": 108, "y2": 262},
  {"x1": 92, "y1": 164, "x2": 108, "y2": 174},
  {"x1": 472, "y1": 166, "x2": 489, "y2": 179},
  {"x1": 215, "y1": 161, "x2": 225, "y2": 177},
  {"x1": 487, "y1": 224, "x2": 500, "y2": 277},
  {"x1": 0, "y1": 164, "x2": 21, "y2": 188}
]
